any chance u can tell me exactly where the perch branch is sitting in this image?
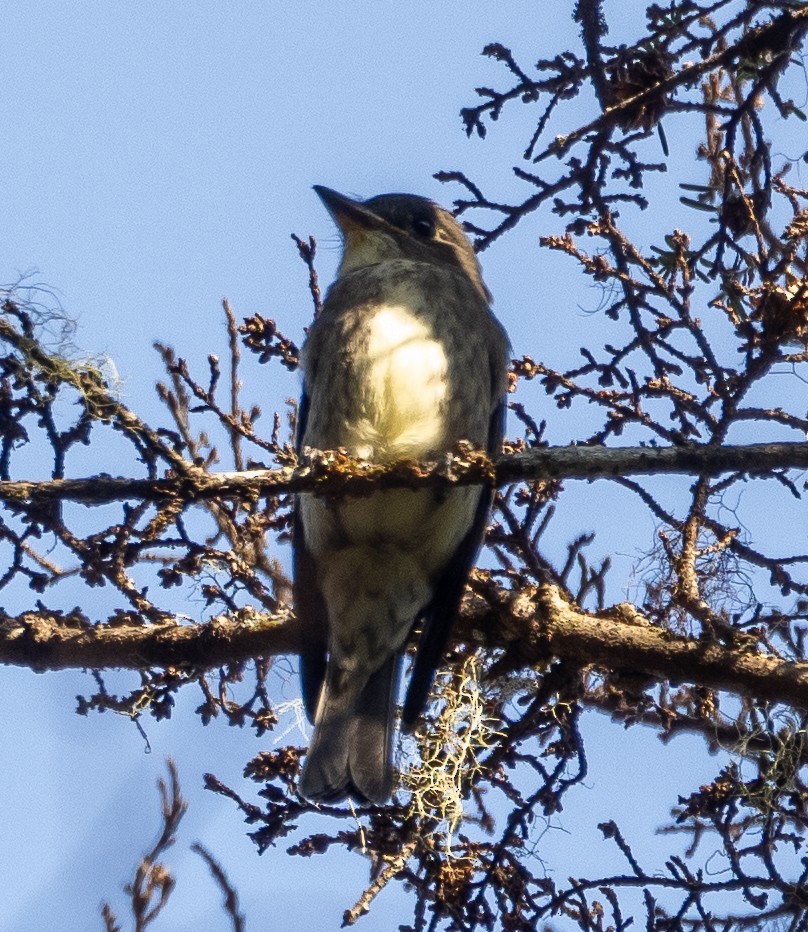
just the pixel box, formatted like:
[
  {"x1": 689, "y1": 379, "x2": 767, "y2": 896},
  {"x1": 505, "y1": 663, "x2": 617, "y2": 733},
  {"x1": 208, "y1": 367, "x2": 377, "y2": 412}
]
[{"x1": 0, "y1": 440, "x2": 806, "y2": 506}]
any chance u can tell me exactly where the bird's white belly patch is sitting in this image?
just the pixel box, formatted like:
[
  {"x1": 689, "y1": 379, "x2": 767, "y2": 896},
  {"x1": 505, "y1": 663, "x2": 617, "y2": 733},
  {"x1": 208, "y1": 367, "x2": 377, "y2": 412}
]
[{"x1": 352, "y1": 305, "x2": 448, "y2": 460}]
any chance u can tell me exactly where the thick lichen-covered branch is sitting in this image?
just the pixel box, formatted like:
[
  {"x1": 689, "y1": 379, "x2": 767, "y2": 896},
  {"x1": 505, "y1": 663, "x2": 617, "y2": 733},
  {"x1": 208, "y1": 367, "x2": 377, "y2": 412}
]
[{"x1": 4, "y1": 584, "x2": 807, "y2": 712}]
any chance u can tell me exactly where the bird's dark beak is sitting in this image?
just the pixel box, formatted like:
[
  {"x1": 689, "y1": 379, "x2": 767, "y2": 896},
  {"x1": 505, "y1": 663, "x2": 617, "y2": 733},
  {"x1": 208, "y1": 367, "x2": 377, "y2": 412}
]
[{"x1": 314, "y1": 186, "x2": 390, "y2": 235}]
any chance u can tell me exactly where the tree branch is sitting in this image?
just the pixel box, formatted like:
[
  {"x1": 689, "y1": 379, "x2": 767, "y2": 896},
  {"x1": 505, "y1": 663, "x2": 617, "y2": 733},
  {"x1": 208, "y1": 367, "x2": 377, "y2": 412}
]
[
  {"x1": 1, "y1": 440, "x2": 806, "y2": 506},
  {"x1": 4, "y1": 585, "x2": 807, "y2": 711},
  {"x1": 545, "y1": 7, "x2": 808, "y2": 159},
  {"x1": 466, "y1": 584, "x2": 808, "y2": 710},
  {"x1": 0, "y1": 606, "x2": 297, "y2": 672}
]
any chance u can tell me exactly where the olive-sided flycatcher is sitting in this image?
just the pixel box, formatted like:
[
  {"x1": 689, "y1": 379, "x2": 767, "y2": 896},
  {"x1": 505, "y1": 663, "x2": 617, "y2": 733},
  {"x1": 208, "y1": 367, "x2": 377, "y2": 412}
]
[{"x1": 294, "y1": 186, "x2": 509, "y2": 804}]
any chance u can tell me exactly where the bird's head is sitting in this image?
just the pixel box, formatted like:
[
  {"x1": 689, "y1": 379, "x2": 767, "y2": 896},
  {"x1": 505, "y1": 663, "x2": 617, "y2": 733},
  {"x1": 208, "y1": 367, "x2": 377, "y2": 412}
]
[{"x1": 314, "y1": 186, "x2": 490, "y2": 302}]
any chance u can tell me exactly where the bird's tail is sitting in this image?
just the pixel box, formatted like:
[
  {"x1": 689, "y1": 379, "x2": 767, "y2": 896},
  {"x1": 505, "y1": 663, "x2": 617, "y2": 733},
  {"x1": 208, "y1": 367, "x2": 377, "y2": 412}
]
[{"x1": 299, "y1": 654, "x2": 401, "y2": 805}]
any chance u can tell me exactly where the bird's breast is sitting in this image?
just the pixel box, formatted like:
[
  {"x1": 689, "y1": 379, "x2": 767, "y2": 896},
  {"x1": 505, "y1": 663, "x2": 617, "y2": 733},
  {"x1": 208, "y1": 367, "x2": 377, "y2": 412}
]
[{"x1": 348, "y1": 303, "x2": 448, "y2": 460}]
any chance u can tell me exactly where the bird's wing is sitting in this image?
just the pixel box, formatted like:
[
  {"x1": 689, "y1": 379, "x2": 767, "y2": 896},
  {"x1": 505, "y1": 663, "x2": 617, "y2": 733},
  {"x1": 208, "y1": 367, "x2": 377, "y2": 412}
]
[
  {"x1": 293, "y1": 387, "x2": 329, "y2": 721},
  {"x1": 401, "y1": 390, "x2": 506, "y2": 728}
]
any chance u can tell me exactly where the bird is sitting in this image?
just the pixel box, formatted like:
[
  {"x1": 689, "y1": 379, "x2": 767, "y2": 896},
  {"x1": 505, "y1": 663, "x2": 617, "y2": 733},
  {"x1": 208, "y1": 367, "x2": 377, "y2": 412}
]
[{"x1": 294, "y1": 186, "x2": 510, "y2": 804}]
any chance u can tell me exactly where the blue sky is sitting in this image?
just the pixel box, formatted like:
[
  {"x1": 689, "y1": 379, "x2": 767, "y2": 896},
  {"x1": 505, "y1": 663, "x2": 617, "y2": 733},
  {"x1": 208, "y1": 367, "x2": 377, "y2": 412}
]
[{"x1": 1, "y1": 2, "x2": 807, "y2": 930}]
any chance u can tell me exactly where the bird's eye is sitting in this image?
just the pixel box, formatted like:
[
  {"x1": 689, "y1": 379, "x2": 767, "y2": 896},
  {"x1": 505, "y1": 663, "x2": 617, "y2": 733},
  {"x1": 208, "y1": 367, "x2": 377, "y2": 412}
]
[{"x1": 411, "y1": 215, "x2": 435, "y2": 239}]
